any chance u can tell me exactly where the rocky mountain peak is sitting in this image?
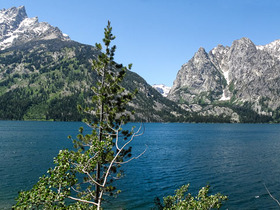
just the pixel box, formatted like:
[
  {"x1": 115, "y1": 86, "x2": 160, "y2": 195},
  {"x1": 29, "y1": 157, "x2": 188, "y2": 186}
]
[
  {"x1": 209, "y1": 44, "x2": 229, "y2": 71},
  {"x1": 210, "y1": 44, "x2": 228, "y2": 56},
  {"x1": 230, "y1": 37, "x2": 257, "y2": 55},
  {"x1": 168, "y1": 45, "x2": 224, "y2": 104},
  {"x1": 168, "y1": 37, "x2": 280, "y2": 122},
  {"x1": 0, "y1": 6, "x2": 27, "y2": 37},
  {"x1": 0, "y1": 6, "x2": 70, "y2": 50},
  {"x1": 233, "y1": 37, "x2": 254, "y2": 46},
  {"x1": 194, "y1": 47, "x2": 208, "y2": 60},
  {"x1": 257, "y1": 39, "x2": 280, "y2": 60},
  {"x1": 0, "y1": 6, "x2": 27, "y2": 22}
]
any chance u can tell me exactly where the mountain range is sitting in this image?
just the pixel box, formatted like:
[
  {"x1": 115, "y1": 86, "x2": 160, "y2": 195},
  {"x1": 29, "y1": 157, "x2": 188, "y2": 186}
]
[{"x1": 1, "y1": 6, "x2": 280, "y2": 123}]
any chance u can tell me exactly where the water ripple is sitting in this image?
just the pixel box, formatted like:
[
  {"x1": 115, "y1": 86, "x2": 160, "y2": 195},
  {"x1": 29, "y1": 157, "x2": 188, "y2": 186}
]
[{"x1": 2, "y1": 122, "x2": 280, "y2": 209}]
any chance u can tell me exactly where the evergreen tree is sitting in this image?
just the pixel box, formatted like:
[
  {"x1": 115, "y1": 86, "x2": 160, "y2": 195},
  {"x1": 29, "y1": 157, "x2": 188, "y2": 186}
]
[{"x1": 14, "y1": 21, "x2": 142, "y2": 210}]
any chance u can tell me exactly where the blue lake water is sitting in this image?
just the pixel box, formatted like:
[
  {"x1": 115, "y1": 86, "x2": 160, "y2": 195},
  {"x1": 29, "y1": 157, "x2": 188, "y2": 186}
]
[{"x1": 1, "y1": 121, "x2": 280, "y2": 209}]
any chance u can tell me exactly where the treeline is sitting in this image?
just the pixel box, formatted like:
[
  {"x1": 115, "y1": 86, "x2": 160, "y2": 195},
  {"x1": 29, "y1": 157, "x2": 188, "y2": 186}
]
[
  {"x1": 189, "y1": 114, "x2": 232, "y2": 123},
  {"x1": 0, "y1": 86, "x2": 275, "y2": 123},
  {"x1": 0, "y1": 88, "x2": 87, "y2": 121},
  {"x1": 231, "y1": 106, "x2": 273, "y2": 123}
]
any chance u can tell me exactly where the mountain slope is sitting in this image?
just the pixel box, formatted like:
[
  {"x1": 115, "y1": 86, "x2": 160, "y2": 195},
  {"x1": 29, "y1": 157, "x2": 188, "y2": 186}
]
[
  {"x1": 168, "y1": 37, "x2": 280, "y2": 123},
  {"x1": 0, "y1": 38, "x2": 188, "y2": 122},
  {"x1": 0, "y1": 6, "x2": 188, "y2": 122}
]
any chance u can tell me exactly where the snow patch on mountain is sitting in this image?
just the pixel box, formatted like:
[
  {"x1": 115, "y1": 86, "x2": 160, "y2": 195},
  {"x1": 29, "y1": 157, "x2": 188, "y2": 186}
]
[
  {"x1": 219, "y1": 71, "x2": 230, "y2": 101},
  {"x1": 0, "y1": 6, "x2": 70, "y2": 50},
  {"x1": 219, "y1": 90, "x2": 230, "y2": 101},
  {"x1": 223, "y1": 70, "x2": 229, "y2": 85},
  {"x1": 152, "y1": 84, "x2": 171, "y2": 97},
  {"x1": 256, "y1": 39, "x2": 280, "y2": 60}
]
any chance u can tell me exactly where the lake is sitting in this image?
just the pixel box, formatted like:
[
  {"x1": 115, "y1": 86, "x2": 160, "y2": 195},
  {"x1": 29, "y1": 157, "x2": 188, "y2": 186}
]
[{"x1": 1, "y1": 121, "x2": 280, "y2": 209}]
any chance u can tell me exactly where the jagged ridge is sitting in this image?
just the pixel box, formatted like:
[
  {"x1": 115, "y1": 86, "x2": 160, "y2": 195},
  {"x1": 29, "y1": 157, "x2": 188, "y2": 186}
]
[
  {"x1": 0, "y1": 6, "x2": 69, "y2": 50},
  {"x1": 168, "y1": 37, "x2": 280, "y2": 123}
]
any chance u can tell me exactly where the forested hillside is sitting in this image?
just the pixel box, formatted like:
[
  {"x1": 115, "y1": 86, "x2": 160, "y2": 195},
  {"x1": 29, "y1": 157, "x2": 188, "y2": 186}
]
[{"x1": 0, "y1": 39, "x2": 189, "y2": 122}]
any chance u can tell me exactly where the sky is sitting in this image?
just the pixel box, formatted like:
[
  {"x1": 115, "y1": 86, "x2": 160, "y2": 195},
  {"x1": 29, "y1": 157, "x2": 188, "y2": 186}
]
[{"x1": 1, "y1": 0, "x2": 280, "y2": 87}]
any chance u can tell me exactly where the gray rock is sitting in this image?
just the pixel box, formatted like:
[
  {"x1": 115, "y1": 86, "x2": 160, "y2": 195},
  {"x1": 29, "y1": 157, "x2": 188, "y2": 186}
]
[
  {"x1": 169, "y1": 37, "x2": 280, "y2": 119},
  {"x1": 0, "y1": 6, "x2": 69, "y2": 50},
  {"x1": 169, "y1": 47, "x2": 224, "y2": 104}
]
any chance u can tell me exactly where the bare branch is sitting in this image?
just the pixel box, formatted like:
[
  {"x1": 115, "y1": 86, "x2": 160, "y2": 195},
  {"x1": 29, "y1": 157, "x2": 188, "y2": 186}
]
[
  {"x1": 82, "y1": 168, "x2": 103, "y2": 188},
  {"x1": 116, "y1": 144, "x2": 147, "y2": 164},
  {"x1": 68, "y1": 196, "x2": 98, "y2": 206},
  {"x1": 58, "y1": 183, "x2": 61, "y2": 194},
  {"x1": 85, "y1": 152, "x2": 99, "y2": 168},
  {"x1": 264, "y1": 183, "x2": 280, "y2": 206},
  {"x1": 85, "y1": 121, "x2": 95, "y2": 129},
  {"x1": 115, "y1": 129, "x2": 121, "y2": 151},
  {"x1": 100, "y1": 118, "x2": 127, "y2": 151},
  {"x1": 91, "y1": 87, "x2": 99, "y2": 95},
  {"x1": 99, "y1": 190, "x2": 104, "y2": 203},
  {"x1": 112, "y1": 176, "x2": 121, "y2": 180},
  {"x1": 71, "y1": 186, "x2": 83, "y2": 194},
  {"x1": 73, "y1": 162, "x2": 82, "y2": 168},
  {"x1": 84, "y1": 110, "x2": 96, "y2": 117},
  {"x1": 133, "y1": 123, "x2": 145, "y2": 137},
  {"x1": 106, "y1": 119, "x2": 123, "y2": 133},
  {"x1": 101, "y1": 126, "x2": 144, "y2": 187},
  {"x1": 87, "y1": 188, "x2": 96, "y2": 200}
]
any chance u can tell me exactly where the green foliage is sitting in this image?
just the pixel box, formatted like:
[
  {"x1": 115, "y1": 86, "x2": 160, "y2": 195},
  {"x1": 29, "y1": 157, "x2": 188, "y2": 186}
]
[
  {"x1": 14, "y1": 21, "x2": 139, "y2": 209},
  {"x1": 228, "y1": 82, "x2": 235, "y2": 93},
  {"x1": 221, "y1": 76, "x2": 227, "y2": 87},
  {"x1": 23, "y1": 103, "x2": 48, "y2": 121},
  {"x1": 47, "y1": 94, "x2": 86, "y2": 121},
  {"x1": 154, "y1": 184, "x2": 227, "y2": 210},
  {"x1": 0, "y1": 37, "x2": 188, "y2": 122},
  {"x1": 231, "y1": 103, "x2": 273, "y2": 123},
  {"x1": 189, "y1": 113, "x2": 232, "y2": 123},
  {"x1": 0, "y1": 40, "x2": 100, "y2": 121},
  {"x1": 272, "y1": 107, "x2": 280, "y2": 123},
  {"x1": 0, "y1": 88, "x2": 41, "y2": 120}
]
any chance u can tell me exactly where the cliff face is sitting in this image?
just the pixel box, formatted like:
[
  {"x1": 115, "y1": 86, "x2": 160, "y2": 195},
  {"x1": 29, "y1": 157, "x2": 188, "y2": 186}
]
[
  {"x1": 168, "y1": 37, "x2": 280, "y2": 122},
  {"x1": 226, "y1": 38, "x2": 280, "y2": 109},
  {"x1": 168, "y1": 47, "x2": 225, "y2": 104}
]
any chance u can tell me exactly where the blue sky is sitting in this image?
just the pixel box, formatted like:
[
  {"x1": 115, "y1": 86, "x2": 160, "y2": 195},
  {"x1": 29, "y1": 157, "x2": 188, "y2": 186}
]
[{"x1": 2, "y1": 0, "x2": 280, "y2": 86}]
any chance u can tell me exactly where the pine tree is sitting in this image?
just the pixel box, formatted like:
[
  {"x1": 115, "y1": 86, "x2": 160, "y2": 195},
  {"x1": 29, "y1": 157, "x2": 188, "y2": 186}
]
[{"x1": 14, "y1": 21, "x2": 143, "y2": 210}]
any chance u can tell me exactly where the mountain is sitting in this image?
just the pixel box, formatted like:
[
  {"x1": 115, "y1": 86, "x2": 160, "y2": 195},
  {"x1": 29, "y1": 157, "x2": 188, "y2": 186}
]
[
  {"x1": 3, "y1": 6, "x2": 278, "y2": 123},
  {"x1": 0, "y1": 6, "x2": 69, "y2": 50},
  {"x1": 0, "y1": 6, "x2": 188, "y2": 122},
  {"x1": 152, "y1": 84, "x2": 171, "y2": 97},
  {"x1": 168, "y1": 37, "x2": 280, "y2": 123}
]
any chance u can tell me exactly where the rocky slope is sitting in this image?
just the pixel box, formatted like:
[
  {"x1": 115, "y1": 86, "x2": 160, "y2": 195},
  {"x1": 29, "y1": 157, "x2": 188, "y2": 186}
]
[
  {"x1": 168, "y1": 37, "x2": 280, "y2": 123},
  {"x1": 0, "y1": 6, "x2": 69, "y2": 50}
]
